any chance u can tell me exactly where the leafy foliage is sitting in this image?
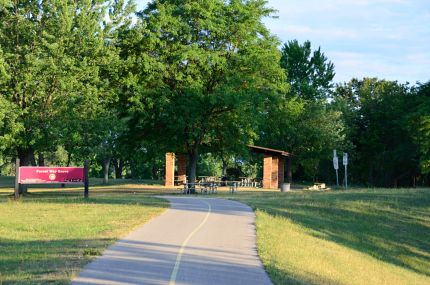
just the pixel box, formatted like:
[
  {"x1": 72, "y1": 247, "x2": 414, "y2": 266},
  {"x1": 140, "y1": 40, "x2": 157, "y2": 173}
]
[
  {"x1": 259, "y1": 40, "x2": 343, "y2": 181},
  {"x1": 0, "y1": 1, "x2": 428, "y2": 186},
  {"x1": 408, "y1": 82, "x2": 430, "y2": 174},
  {"x1": 333, "y1": 78, "x2": 423, "y2": 187},
  {"x1": 281, "y1": 40, "x2": 335, "y2": 100},
  {"x1": 125, "y1": 0, "x2": 286, "y2": 183}
]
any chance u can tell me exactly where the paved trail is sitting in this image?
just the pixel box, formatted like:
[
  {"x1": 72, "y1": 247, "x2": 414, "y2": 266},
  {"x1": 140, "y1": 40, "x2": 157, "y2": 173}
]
[{"x1": 72, "y1": 196, "x2": 272, "y2": 285}]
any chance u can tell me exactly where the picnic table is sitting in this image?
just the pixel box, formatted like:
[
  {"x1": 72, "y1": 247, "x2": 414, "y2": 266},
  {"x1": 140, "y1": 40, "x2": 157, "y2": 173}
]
[
  {"x1": 180, "y1": 178, "x2": 261, "y2": 195},
  {"x1": 182, "y1": 182, "x2": 218, "y2": 194}
]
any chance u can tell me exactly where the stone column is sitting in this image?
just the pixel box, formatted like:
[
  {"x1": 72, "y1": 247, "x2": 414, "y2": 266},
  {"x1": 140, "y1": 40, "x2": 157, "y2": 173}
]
[
  {"x1": 263, "y1": 155, "x2": 272, "y2": 189},
  {"x1": 271, "y1": 156, "x2": 279, "y2": 189},
  {"x1": 278, "y1": 157, "x2": 285, "y2": 187},
  {"x1": 177, "y1": 154, "x2": 187, "y2": 185},
  {"x1": 165, "y1": 152, "x2": 175, "y2": 187}
]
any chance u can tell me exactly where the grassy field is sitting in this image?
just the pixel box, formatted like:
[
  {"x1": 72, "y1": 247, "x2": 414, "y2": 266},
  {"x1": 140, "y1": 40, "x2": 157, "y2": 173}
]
[
  {"x1": 0, "y1": 182, "x2": 172, "y2": 284},
  {"x1": 223, "y1": 188, "x2": 430, "y2": 285},
  {"x1": 1, "y1": 176, "x2": 429, "y2": 285}
]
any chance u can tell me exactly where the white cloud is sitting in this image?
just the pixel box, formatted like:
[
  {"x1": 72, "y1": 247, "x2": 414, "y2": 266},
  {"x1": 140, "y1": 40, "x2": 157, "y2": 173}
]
[
  {"x1": 281, "y1": 25, "x2": 359, "y2": 40},
  {"x1": 405, "y1": 53, "x2": 430, "y2": 65},
  {"x1": 329, "y1": 51, "x2": 429, "y2": 83}
]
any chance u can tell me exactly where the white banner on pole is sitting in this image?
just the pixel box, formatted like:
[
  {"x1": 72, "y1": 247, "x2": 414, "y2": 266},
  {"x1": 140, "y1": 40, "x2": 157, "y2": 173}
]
[
  {"x1": 343, "y1": 153, "x2": 348, "y2": 166},
  {"x1": 333, "y1": 156, "x2": 339, "y2": 170},
  {"x1": 333, "y1": 149, "x2": 340, "y2": 186}
]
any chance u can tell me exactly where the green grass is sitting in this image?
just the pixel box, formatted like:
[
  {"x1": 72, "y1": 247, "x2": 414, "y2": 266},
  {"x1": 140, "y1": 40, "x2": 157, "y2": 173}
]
[
  {"x1": 223, "y1": 188, "x2": 430, "y2": 285},
  {"x1": 0, "y1": 184, "x2": 171, "y2": 284},
  {"x1": 1, "y1": 175, "x2": 429, "y2": 285}
]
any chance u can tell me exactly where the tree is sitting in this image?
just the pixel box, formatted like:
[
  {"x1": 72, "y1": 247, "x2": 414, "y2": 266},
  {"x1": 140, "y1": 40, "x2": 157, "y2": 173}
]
[
  {"x1": 128, "y1": 0, "x2": 286, "y2": 189},
  {"x1": 408, "y1": 81, "x2": 430, "y2": 180},
  {"x1": 259, "y1": 40, "x2": 342, "y2": 183},
  {"x1": 259, "y1": 98, "x2": 345, "y2": 183},
  {"x1": 0, "y1": 0, "x2": 134, "y2": 172},
  {"x1": 332, "y1": 78, "x2": 420, "y2": 187},
  {"x1": 280, "y1": 40, "x2": 335, "y2": 100}
]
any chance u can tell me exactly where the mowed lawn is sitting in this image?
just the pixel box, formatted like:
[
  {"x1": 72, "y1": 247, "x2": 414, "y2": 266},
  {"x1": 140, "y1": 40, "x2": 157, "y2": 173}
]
[
  {"x1": 227, "y1": 188, "x2": 430, "y2": 285},
  {"x1": 0, "y1": 180, "x2": 171, "y2": 284},
  {"x1": 1, "y1": 176, "x2": 429, "y2": 285}
]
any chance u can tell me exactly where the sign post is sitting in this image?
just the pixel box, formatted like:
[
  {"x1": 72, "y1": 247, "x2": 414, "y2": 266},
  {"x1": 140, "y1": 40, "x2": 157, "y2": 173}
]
[
  {"x1": 84, "y1": 160, "x2": 89, "y2": 199},
  {"x1": 343, "y1": 152, "x2": 348, "y2": 189},
  {"x1": 14, "y1": 158, "x2": 20, "y2": 200},
  {"x1": 333, "y1": 150, "x2": 339, "y2": 186}
]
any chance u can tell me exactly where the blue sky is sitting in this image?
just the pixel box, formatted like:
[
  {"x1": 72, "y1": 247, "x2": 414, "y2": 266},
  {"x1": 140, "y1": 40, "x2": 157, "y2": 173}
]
[{"x1": 135, "y1": 0, "x2": 430, "y2": 84}]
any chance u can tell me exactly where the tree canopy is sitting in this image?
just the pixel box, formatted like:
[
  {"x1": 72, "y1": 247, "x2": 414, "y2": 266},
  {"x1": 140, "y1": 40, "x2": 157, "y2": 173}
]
[
  {"x1": 281, "y1": 40, "x2": 335, "y2": 100},
  {"x1": 0, "y1": 0, "x2": 428, "y2": 187},
  {"x1": 124, "y1": 0, "x2": 287, "y2": 186}
]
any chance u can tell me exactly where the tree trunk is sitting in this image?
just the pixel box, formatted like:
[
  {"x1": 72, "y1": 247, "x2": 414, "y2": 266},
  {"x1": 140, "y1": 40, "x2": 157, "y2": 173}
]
[
  {"x1": 221, "y1": 157, "x2": 228, "y2": 176},
  {"x1": 66, "y1": 152, "x2": 72, "y2": 166},
  {"x1": 38, "y1": 153, "x2": 45, "y2": 166},
  {"x1": 152, "y1": 158, "x2": 158, "y2": 180},
  {"x1": 131, "y1": 165, "x2": 137, "y2": 179},
  {"x1": 286, "y1": 156, "x2": 292, "y2": 183},
  {"x1": 188, "y1": 148, "x2": 199, "y2": 194},
  {"x1": 103, "y1": 156, "x2": 111, "y2": 184},
  {"x1": 113, "y1": 158, "x2": 124, "y2": 179},
  {"x1": 18, "y1": 148, "x2": 36, "y2": 166}
]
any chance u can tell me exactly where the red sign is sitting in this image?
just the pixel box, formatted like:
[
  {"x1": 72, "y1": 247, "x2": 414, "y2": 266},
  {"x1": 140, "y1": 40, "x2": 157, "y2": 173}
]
[{"x1": 19, "y1": 167, "x2": 84, "y2": 184}]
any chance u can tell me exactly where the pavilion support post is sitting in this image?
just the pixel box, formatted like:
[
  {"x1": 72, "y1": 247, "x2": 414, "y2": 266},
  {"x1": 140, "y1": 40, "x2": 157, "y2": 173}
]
[
  {"x1": 271, "y1": 156, "x2": 279, "y2": 189},
  {"x1": 249, "y1": 145, "x2": 289, "y2": 189},
  {"x1": 165, "y1": 153, "x2": 175, "y2": 187},
  {"x1": 177, "y1": 154, "x2": 187, "y2": 185},
  {"x1": 263, "y1": 155, "x2": 272, "y2": 189},
  {"x1": 278, "y1": 157, "x2": 285, "y2": 187}
]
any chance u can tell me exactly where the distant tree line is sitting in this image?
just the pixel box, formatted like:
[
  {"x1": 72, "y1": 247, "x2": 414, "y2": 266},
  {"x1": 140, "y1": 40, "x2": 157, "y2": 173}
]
[{"x1": 0, "y1": 0, "x2": 428, "y2": 187}]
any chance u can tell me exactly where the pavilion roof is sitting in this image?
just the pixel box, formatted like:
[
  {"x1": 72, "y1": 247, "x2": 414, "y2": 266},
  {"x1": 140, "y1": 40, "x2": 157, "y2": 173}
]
[{"x1": 248, "y1": 145, "x2": 290, "y2": 157}]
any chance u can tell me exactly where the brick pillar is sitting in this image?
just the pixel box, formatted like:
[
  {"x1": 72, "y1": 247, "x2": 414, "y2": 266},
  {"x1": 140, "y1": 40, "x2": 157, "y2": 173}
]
[
  {"x1": 271, "y1": 156, "x2": 279, "y2": 189},
  {"x1": 278, "y1": 157, "x2": 285, "y2": 187},
  {"x1": 263, "y1": 155, "x2": 272, "y2": 189},
  {"x1": 177, "y1": 154, "x2": 187, "y2": 185},
  {"x1": 165, "y1": 152, "x2": 175, "y2": 187}
]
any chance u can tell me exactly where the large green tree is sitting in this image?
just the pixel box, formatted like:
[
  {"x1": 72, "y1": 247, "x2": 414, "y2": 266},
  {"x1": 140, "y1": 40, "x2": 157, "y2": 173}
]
[
  {"x1": 127, "y1": 0, "x2": 286, "y2": 187},
  {"x1": 0, "y1": 0, "x2": 134, "y2": 170},
  {"x1": 259, "y1": 40, "x2": 343, "y2": 183}
]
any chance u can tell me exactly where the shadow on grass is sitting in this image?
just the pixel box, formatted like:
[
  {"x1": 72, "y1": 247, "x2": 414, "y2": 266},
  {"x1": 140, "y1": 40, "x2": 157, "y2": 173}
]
[
  {"x1": 0, "y1": 181, "x2": 180, "y2": 208},
  {"x1": 264, "y1": 263, "x2": 344, "y2": 285},
  {"x1": 237, "y1": 189, "x2": 430, "y2": 277},
  {"x1": 0, "y1": 191, "x2": 171, "y2": 209},
  {"x1": 1, "y1": 236, "x2": 272, "y2": 285},
  {"x1": 0, "y1": 237, "x2": 113, "y2": 284}
]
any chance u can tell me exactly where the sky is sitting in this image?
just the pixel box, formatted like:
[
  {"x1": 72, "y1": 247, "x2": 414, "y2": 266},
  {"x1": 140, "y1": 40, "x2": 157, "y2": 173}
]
[{"x1": 135, "y1": 0, "x2": 430, "y2": 84}]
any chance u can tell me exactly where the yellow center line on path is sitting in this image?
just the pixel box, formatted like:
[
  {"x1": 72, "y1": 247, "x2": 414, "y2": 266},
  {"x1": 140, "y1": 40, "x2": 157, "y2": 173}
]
[{"x1": 169, "y1": 199, "x2": 212, "y2": 285}]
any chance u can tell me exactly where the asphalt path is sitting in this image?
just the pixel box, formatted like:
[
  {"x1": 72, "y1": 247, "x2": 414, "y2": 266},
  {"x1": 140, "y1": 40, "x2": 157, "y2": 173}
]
[{"x1": 72, "y1": 196, "x2": 272, "y2": 285}]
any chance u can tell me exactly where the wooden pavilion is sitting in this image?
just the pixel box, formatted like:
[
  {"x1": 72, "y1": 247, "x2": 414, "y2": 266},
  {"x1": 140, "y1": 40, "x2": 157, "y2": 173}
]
[{"x1": 164, "y1": 145, "x2": 290, "y2": 189}]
